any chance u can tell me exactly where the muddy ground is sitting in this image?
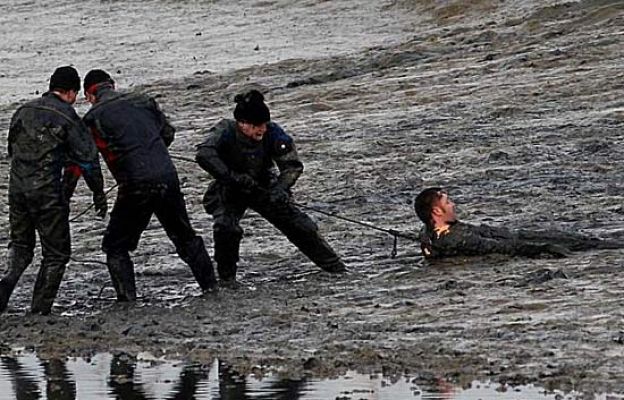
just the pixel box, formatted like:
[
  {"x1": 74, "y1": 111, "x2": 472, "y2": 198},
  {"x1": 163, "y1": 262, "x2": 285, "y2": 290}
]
[{"x1": 1, "y1": 0, "x2": 624, "y2": 396}]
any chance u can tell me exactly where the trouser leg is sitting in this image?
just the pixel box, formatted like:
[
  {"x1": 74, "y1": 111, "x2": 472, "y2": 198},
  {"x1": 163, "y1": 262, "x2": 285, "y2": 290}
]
[
  {"x1": 102, "y1": 189, "x2": 154, "y2": 302},
  {"x1": 213, "y1": 230, "x2": 242, "y2": 281},
  {"x1": 0, "y1": 246, "x2": 34, "y2": 313},
  {"x1": 205, "y1": 185, "x2": 246, "y2": 282},
  {"x1": 155, "y1": 185, "x2": 217, "y2": 291},
  {"x1": 2, "y1": 194, "x2": 36, "y2": 313},
  {"x1": 106, "y1": 251, "x2": 136, "y2": 302},
  {"x1": 254, "y1": 201, "x2": 346, "y2": 272},
  {"x1": 31, "y1": 201, "x2": 71, "y2": 315}
]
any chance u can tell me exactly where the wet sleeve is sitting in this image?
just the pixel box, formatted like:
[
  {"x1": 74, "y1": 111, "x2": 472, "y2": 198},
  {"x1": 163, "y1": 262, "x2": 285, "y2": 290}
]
[
  {"x1": 270, "y1": 126, "x2": 303, "y2": 188},
  {"x1": 150, "y1": 97, "x2": 175, "y2": 147},
  {"x1": 434, "y1": 229, "x2": 551, "y2": 258},
  {"x1": 65, "y1": 114, "x2": 105, "y2": 197},
  {"x1": 195, "y1": 124, "x2": 235, "y2": 182},
  {"x1": 7, "y1": 109, "x2": 21, "y2": 157}
]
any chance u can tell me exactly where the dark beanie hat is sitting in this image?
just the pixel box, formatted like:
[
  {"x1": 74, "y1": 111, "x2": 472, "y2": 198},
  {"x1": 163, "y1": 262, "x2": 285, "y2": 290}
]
[
  {"x1": 83, "y1": 69, "x2": 114, "y2": 94},
  {"x1": 233, "y1": 89, "x2": 270, "y2": 124},
  {"x1": 49, "y1": 66, "x2": 80, "y2": 92}
]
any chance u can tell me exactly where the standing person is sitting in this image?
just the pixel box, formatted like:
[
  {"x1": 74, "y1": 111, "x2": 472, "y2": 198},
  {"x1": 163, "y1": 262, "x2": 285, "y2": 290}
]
[
  {"x1": 0, "y1": 66, "x2": 106, "y2": 315},
  {"x1": 80, "y1": 69, "x2": 217, "y2": 301},
  {"x1": 414, "y1": 187, "x2": 622, "y2": 259},
  {"x1": 196, "y1": 89, "x2": 346, "y2": 287}
]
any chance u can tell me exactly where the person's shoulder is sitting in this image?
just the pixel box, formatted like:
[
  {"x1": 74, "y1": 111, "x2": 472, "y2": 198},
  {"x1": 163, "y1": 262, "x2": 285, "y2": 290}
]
[
  {"x1": 212, "y1": 119, "x2": 235, "y2": 133},
  {"x1": 267, "y1": 122, "x2": 291, "y2": 139},
  {"x1": 208, "y1": 119, "x2": 237, "y2": 143}
]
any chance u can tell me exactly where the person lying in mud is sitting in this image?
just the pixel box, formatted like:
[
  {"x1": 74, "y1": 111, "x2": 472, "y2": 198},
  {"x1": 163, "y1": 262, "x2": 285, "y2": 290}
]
[
  {"x1": 414, "y1": 187, "x2": 622, "y2": 259},
  {"x1": 0, "y1": 66, "x2": 106, "y2": 315},
  {"x1": 66, "y1": 69, "x2": 217, "y2": 301},
  {"x1": 196, "y1": 89, "x2": 347, "y2": 287}
]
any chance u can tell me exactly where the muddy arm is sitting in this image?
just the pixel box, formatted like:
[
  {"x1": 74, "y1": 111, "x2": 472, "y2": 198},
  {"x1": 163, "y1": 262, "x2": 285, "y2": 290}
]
[{"x1": 270, "y1": 125, "x2": 303, "y2": 189}]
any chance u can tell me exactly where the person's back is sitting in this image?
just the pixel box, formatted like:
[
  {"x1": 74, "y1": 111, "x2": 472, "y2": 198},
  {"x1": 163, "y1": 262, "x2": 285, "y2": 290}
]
[
  {"x1": 9, "y1": 93, "x2": 90, "y2": 196},
  {"x1": 80, "y1": 69, "x2": 216, "y2": 301},
  {"x1": 1, "y1": 66, "x2": 105, "y2": 315},
  {"x1": 83, "y1": 87, "x2": 177, "y2": 187}
]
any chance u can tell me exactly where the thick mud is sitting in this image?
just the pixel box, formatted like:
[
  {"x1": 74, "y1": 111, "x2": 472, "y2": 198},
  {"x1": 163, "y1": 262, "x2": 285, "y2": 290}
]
[{"x1": 1, "y1": 0, "x2": 624, "y2": 397}]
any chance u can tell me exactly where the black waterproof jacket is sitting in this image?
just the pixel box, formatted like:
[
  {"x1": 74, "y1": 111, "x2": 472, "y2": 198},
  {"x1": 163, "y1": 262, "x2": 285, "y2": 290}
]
[
  {"x1": 82, "y1": 86, "x2": 177, "y2": 188},
  {"x1": 195, "y1": 119, "x2": 303, "y2": 190}
]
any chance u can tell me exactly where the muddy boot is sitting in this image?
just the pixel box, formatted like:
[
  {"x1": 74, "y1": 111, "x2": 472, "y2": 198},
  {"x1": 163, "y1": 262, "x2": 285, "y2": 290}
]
[
  {"x1": 106, "y1": 252, "x2": 137, "y2": 302},
  {"x1": 319, "y1": 259, "x2": 348, "y2": 274},
  {"x1": 178, "y1": 236, "x2": 218, "y2": 293},
  {"x1": 31, "y1": 261, "x2": 67, "y2": 315},
  {"x1": 0, "y1": 280, "x2": 13, "y2": 313},
  {"x1": 213, "y1": 231, "x2": 241, "y2": 284},
  {"x1": 0, "y1": 246, "x2": 34, "y2": 313}
]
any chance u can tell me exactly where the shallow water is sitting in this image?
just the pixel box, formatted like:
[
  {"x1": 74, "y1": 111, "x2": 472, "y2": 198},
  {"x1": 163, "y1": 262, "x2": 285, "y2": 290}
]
[{"x1": 1, "y1": 352, "x2": 620, "y2": 400}]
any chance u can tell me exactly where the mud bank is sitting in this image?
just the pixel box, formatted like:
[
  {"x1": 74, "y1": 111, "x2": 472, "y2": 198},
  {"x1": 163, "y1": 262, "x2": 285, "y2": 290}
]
[{"x1": 1, "y1": 0, "x2": 624, "y2": 396}]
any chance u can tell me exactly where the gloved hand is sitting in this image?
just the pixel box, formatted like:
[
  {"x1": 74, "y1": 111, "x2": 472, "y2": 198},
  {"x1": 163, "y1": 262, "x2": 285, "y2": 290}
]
[
  {"x1": 93, "y1": 192, "x2": 108, "y2": 219},
  {"x1": 269, "y1": 184, "x2": 290, "y2": 204},
  {"x1": 230, "y1": 172, "x2": 258, "y2": 193}
]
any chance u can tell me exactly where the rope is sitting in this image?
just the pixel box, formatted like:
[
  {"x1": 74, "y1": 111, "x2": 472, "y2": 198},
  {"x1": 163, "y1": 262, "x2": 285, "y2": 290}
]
[
  {"x1": 69, "y1": 152, "x2": 418, "y2": 259},
  {"x1": 292, "y1": 201, "x2": 416, "y2": 258},
  {"x1": 69, "y1": 184, "x2": 118, "y2": 222}
]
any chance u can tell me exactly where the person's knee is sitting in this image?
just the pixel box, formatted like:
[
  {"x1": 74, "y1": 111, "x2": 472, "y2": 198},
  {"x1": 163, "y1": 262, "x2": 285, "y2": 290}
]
[
  {"x1": 8, "y1": 245, "x2": 35, "y2": 266},
  {"x1": 293, "y1": 215, "x2": 318, "y2": 235}
]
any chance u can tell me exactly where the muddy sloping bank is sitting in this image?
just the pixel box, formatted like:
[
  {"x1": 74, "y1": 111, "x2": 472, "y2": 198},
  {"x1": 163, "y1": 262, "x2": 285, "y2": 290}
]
[{"x1": 2, "y1": 0, "x2": 624, "y2": 394}]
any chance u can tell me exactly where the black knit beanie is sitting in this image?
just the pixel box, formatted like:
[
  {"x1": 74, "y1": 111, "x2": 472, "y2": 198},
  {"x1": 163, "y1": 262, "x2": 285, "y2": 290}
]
[
  {"x1": 49, "y1": 66, "x2": 80, "y2": 92},
  {"x1": 233, "y1": 89, "x2": 270, "y2": 124},
  {"x1": 83, "y1": 69, "x2": 114, "y2": 94}
]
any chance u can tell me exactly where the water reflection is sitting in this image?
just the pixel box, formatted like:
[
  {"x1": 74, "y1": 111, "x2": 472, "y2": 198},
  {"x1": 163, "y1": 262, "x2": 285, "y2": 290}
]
[{"x1": 0, "y1": 352, "x2": 619, "y2": 400}]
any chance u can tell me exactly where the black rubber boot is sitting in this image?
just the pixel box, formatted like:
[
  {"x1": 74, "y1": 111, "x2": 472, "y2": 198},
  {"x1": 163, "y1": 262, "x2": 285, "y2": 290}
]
[
  {"x1": 213, "y1": 231, "x2": 241, "y2": 283},
  {"x1": 179, "y1": 236, "x2": 218, "y2": 293},
  {"x1": 31, "y1": 260, "x2": 67, "y2": 315},
  {"x1": 0, "y1": 247, "x2": 34, "y2": 313},
  {"x1": 106, "y1": 252, "x2": 137, "y2": 302},
  {"x1": 319, "y1": 259, "x2": 348, "y2": 273},
  {"x1": 0, "y1": 280, "x2": 12, "y2": 313}
]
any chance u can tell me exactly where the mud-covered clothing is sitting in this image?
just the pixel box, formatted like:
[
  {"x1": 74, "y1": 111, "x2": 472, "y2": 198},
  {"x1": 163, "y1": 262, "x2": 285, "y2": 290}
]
[
  {"x1": 1, "y1": 92, "x2": 104, "y2": 314},
  {"x1": 196, "y1": 119, "x2": 344, "y2": 278},
  {"x1": 82, "y1": 87, "x2": 216, "y2": 299},
  {"x1": 196, "y1": 119, "x2": 303, "y2": 191},
  {"x1": 420, "y1": 221, "x2": 620, "y2": 259}
]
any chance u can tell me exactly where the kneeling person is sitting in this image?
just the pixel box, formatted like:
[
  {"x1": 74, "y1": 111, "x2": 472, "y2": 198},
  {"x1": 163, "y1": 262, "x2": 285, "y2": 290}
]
[{"x1": 414, "y1": 187, "x2": 621, "y2": 259}]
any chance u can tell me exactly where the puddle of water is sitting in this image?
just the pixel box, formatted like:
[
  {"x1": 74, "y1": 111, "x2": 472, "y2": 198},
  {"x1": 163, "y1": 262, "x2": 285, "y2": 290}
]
[{"x1": 0, "y1": 351, "x2": 622, "y2": 400}]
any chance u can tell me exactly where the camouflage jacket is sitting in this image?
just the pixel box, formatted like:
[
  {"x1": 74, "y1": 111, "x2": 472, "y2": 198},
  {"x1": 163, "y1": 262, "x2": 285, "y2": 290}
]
[
  {"x1": 196, "y1": 119, "x2": 303, "y2": 190},
  {"x1": 8, "y1": 92, "x2": 103, "y2": 198}
]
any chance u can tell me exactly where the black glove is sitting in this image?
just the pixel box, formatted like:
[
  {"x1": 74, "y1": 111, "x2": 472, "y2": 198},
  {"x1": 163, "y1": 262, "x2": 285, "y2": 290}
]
[
  {"x1": 93, "y1": 192, "x2": 108, "y2": 219},
  {"x1": 230, "y1": 172, "x2": 258, "y2": 193},
  {"x1": 269, "y1": 184, "x2": 290, "y2": 204}
]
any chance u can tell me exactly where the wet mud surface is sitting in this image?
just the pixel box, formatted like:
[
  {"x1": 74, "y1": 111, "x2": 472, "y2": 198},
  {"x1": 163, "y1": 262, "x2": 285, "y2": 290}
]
[{"x1": 1, "y1": 0, "x2": 624, "y2": 396}]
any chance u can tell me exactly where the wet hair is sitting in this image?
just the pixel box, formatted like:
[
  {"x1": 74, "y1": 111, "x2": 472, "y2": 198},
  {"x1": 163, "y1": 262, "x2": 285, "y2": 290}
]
[
  {"x1": 233, "y1": 89, "x2": 270, "y2": 124},
  {"x1": 414, "y1": 187, "x2": 444, "y2": 228},
  {"x1": 83, "y1": 69, "x2": 115, "y2": 95},
  {"x1": 49, "y1": 66, "x2": 80, "y2": 92}
]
